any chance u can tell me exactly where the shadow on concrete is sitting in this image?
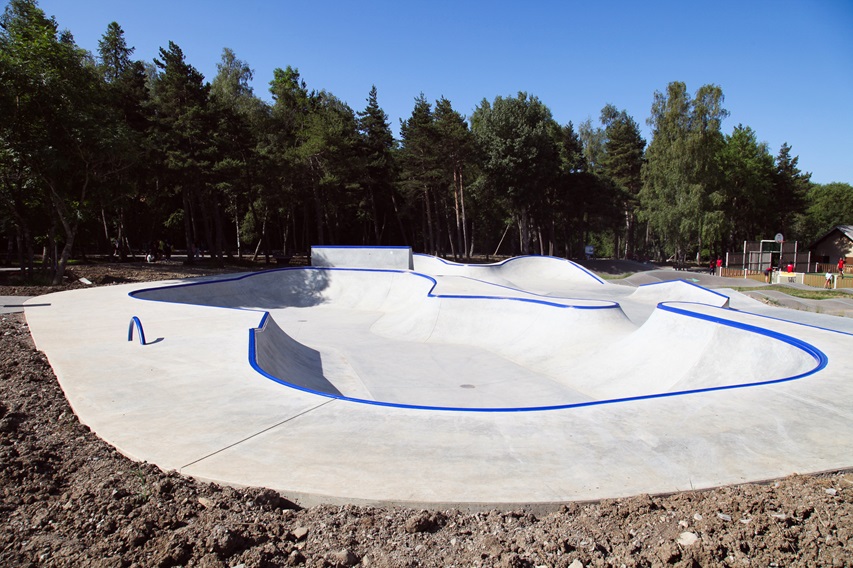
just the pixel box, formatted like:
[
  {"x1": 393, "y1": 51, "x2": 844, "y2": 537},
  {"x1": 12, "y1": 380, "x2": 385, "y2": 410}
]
[
  {"x1": 253, "y1": 314, "x2": 341, "y2": 396},
  {"x1": 132, "y1": 268, "x2": 332, "y2": 310}
]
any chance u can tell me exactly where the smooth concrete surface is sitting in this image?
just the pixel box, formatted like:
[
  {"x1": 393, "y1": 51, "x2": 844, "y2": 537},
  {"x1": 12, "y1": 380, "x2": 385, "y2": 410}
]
[
  {"x1": 311, "y1": 245, "x2": 414, "y2": 270},
  {"x1": 1, "y1": 296, "x2": 34, "y2": 314},
  {"x1": 23, "y1": 255, "x2": 853, "y2": 509}
]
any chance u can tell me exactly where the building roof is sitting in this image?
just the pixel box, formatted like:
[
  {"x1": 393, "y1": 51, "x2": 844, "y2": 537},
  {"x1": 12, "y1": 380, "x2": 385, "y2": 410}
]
[{"x1": 811, "y1": 225, "x2": 853, "y2": 248}]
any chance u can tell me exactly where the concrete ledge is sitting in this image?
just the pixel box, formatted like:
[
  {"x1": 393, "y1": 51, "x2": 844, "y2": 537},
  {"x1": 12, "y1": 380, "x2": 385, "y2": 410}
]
[{"x1": 311, "y1": 246, "x2": 413, "y2": 270}]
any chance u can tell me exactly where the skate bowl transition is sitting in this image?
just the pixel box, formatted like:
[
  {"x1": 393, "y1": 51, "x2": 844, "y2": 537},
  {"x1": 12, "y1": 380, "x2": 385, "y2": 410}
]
[{"x1": 23, "y1": 247, "x2": 853, "y2": 509}]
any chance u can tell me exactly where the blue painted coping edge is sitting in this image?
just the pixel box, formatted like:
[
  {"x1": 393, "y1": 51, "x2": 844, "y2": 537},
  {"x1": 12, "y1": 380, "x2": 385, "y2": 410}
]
[
  {"x1": 413, "y1": 253, "x2": 606, "y2": 285},
  {"x1": 127, "y1": 266, "x2": 828, "y2": 413},
  {"x1": 128, "y1": 265, "x2": 620, "y2": 310},
  {"x1": 247, "y1": 300, "x2": 829, "y2": 415}
]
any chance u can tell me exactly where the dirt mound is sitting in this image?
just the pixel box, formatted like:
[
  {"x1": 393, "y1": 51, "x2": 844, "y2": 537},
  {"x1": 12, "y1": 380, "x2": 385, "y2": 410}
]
[{"x1": 1, "y1": 262, "x2": 851, "y2": 566}]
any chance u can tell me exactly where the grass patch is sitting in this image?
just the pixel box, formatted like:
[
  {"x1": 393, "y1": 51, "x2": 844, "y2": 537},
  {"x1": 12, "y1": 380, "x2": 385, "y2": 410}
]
[
  {"x1": 732, "y1": 285, "x2": 849, "y2": 300},
  {"x1": 599, "y1": 272, "x2": 635, "y2": 280}
]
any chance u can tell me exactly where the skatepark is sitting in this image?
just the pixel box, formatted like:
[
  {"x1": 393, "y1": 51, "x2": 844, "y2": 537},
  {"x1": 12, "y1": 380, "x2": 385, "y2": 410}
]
[{"x1": 22, "y1": 247, "x2": 853, "y2": 509}]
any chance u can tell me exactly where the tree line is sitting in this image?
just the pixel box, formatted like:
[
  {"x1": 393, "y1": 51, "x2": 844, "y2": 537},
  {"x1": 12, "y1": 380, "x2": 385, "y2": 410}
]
[{"x1": 2, "y1": 0, "x2": 850, "y2": 284}]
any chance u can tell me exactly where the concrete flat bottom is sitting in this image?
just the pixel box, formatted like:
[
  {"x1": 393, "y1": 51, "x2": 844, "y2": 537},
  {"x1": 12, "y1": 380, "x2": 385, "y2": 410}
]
[{"x1": 23, "y1": 255, "x2": 853, "y2": 509}]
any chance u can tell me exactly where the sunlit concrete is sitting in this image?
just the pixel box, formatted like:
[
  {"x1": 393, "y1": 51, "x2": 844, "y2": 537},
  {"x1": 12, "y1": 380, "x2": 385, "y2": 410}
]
[{"x1": 24, "y1": 254, "x2": 853, "y2": 509}]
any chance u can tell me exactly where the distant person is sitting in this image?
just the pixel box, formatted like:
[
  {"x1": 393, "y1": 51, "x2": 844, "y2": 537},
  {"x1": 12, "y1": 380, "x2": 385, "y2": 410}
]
[
  {"x1": 709, "y1": 259, "x2": 716, "y2": 275},
  {"x1": 764, "y1": 265, "x2": 773, "y2": 283},
  {"x1": 825, "y1": 271, "x2": 833, "y2": 289},
  {"x1": 716, "y1": 258, "x2": 722, "y2": 271},
  {"x1": 787, "y1": 263, "x2": 793, "y2": 273},
  {"x1": 839, "y1": 257, "x2": 846, "y2": 279}
]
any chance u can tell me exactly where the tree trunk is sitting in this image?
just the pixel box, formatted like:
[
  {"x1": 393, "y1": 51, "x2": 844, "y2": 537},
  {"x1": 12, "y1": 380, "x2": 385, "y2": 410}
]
[
  {"x1": 518, "y1": 207, "x2": 531, "y2": 255},
  {"x1": 452, "y1": 167, "x2": 462, "y2": 260},
  {"x1": 182, "y1": 188, "x2": 195, "y2": 265},
  {"x1": 390, "y1": 192, "x2": 408, "y2": 246},
  {"x1": 423, "y1": 186, "x2": 435, "y2": 255},
  {"x1": 624, "y1": 210, "x2": 635, "y2": 260},
  {"x1": 458, "y1": 165, "x2": 470, "y2": 260},
  {"x1": 251, "y1": 212, "x2": 268, "y2": 262}
]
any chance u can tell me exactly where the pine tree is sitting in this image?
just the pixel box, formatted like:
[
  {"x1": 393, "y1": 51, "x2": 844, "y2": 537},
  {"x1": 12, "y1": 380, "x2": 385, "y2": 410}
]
[
  {"x1": 599, "y1": 105, "x2": 646, "y2": 259},
  {"x1": 357, "y1": 86, "x2": 396, "y2": 244},
  {"x1": 399, "y1": 94, "x2": 440, "y2": 252},
  {"x1": 151, "y1": 41, "x2": 213, "y2": 263}
]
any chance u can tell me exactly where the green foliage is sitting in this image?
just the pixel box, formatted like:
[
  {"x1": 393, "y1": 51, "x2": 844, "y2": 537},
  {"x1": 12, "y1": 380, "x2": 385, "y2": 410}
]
[
  {"x1": 599, "y1": 105, "x2": 646, "y2": 258},
  {"x1": 773, "y1": 143, "x2": 811, "y2": 238},
  {"x1": 1, "y1": 0, "x2": 133, "y2": 280},
  {"x1": 705, "y1": 125, "x2": 774, "y2": 249},
  {"x1": 796, "y1": 182, "x2": 853, "y2": 243},
  {"x1": 471, "y1": 92, "x2": 560, "y2": 254},
  {"x1": 357, "y1": 85, "x2": 397, "y2": 244},
  {"x1": 97, "y1": 21, "x2": 132, "y2": 82},
  {"x1": 640, "y1": 82, "x2": 728, "y2": 260},
  {"x1": 1, "y1": 3, "x2": 845, "y2": 270}
]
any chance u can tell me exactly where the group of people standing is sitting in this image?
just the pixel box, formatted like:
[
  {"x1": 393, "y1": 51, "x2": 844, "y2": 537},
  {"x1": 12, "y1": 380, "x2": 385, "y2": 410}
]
[
  {"x1": 708, "y1": 257, "x2": 723, "y2": 275},
  {"x1": 824, "y1": 257, "x2": 847, "y2": 289}
]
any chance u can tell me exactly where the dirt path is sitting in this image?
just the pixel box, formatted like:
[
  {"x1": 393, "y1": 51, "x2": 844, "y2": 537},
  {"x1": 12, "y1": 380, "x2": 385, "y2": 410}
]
[{"x1": 1, "y1": 261, "x2": 851, "y2": 566}]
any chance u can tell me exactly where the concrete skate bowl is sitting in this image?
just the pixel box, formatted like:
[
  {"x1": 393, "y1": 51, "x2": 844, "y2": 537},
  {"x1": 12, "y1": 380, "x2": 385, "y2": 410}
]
[
  {"x1": 130, "y1": 265, "x2": 826, "y2": 411},
  {"x1": 412, "y1": 253, "x2": 606, "y2": 291}
]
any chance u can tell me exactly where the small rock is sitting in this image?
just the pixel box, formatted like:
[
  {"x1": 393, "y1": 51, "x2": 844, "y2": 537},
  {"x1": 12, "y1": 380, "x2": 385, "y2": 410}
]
[
  {"x1": 678, "y1": 520, "x2": 689, "y2": 528},
  {"x1": 404, "y1": 510, "x2": 441, "y2": 533},
  {"x1": 717, "y1": 513, "x2": 732, "y2": 522},
  {"x1": 287, "y1": 549, "x2": 305, "y2": 565},
  {"x1": 198, "y1": 497, "x2": 214, "y2": 509},
  {"x1": 291, "y1": 526, "x2": 309, "y2": 541},
  {"x1": 739, "y1": 517, "x2": 752, "y2": 524},
  {"x1": 676, "y1": 531, "x2": 699, "y2": 546},
  {"x1": 826, "y1": 488, "x2": 838, "y2": 496},
  {"x1": 568, "y1": 560, "x2": 584, "y2": 568},
  {"x1": 331, "y1": 548, "x2": 359, "y2": 566},
  {"x1": 693, "y1": 513, "x2": 703, "y2": 521}
]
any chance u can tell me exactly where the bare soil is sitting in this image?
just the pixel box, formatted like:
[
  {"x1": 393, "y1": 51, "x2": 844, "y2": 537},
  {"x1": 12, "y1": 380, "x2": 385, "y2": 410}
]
[{"x1": 1, "y1": 261, "x2": 852, "y2": 567}]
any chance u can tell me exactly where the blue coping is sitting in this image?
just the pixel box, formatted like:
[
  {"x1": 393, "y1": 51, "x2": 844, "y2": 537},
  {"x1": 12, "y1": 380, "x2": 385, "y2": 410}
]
[{"x1": 127, "y1": 265, "x2": 829, "y2": 413}]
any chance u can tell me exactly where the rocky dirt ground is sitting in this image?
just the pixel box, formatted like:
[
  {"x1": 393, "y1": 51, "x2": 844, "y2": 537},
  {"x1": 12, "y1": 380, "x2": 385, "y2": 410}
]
[{"x1": 1, "y1": 260, "x2": 852, "y2": 567}]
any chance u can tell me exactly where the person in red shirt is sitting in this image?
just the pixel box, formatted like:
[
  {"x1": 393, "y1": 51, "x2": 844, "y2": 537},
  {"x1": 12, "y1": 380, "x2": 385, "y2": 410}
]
[{"x1": 839, "y1": 258, "x2": 846, "y2": 280}]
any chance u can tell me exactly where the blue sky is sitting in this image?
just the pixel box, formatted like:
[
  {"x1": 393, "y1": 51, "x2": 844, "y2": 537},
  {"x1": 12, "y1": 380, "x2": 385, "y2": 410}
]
[{"x1": 31, "y1": 0, "x2": 853, "y2": 185}]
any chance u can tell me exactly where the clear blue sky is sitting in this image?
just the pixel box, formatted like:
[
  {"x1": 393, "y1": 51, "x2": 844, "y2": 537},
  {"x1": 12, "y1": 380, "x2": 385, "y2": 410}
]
[{"x1": 31, "y1": 0, "x2": 853, "y2": 185}]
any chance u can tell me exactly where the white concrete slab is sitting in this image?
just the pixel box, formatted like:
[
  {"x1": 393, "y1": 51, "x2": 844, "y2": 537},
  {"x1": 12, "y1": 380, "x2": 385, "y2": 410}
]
[
  {"x1": 23, "y1": 255, "x2": 853, "y2": 509},
  {"x1": 1, "y1": 295, "x2": 34, "y2": 314}
]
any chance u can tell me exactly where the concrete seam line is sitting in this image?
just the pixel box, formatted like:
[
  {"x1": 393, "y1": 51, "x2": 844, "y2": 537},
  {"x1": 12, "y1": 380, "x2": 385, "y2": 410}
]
[{"x1": 178, "y1": 398, "x2": 335, "y2": 470}]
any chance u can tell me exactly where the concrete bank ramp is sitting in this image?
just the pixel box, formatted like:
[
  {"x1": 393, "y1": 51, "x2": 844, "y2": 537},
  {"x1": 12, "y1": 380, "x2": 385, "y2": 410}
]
[{"x1": 412, "y1": 254, "x2": 604, "y2": 289}]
